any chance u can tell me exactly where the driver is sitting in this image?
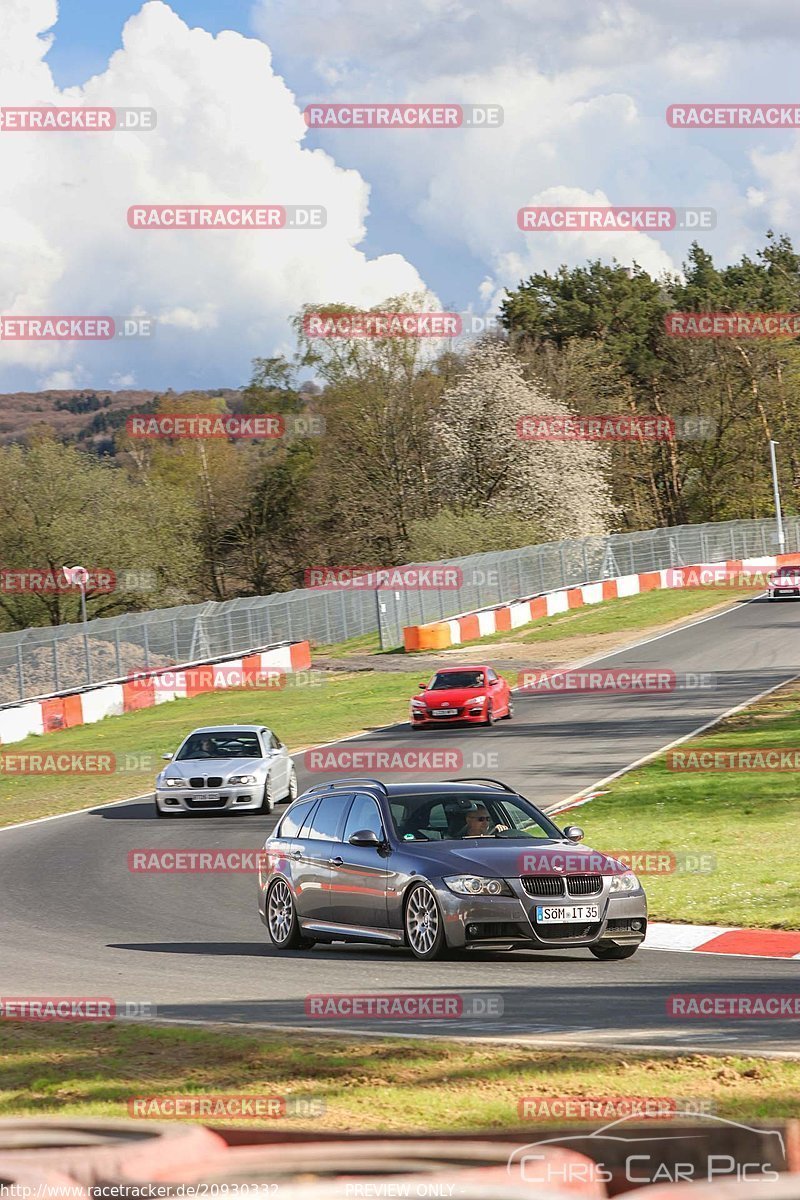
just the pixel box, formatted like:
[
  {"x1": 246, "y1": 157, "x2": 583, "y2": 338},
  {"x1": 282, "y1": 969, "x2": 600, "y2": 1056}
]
[
  {"x1": 197, "y1": 737, "x2": 217, "y2": 758},
  {"x1": 460, "y1": 803, "x2": 509, "y2": 837}
]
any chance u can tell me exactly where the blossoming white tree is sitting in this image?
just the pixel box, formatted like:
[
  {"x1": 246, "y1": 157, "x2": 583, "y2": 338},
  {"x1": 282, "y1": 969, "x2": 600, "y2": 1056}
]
[{"x1": 432, "y1": 340, "x2": 616, "y2": 539}]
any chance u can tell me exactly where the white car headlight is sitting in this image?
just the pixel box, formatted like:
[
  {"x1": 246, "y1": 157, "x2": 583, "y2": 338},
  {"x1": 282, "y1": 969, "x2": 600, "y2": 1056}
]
[
  {"x1": 468, "y1": 695, "x2": 487, "y2": 705},
  {"x1": 444, "y1": 875, "x2": 510, "y2": 896},
  {"x1": 228, "y1": 774, "x2": 257, "y2": 785},
  {"x1": 411, "y1": 700, "x2": 428, "y2": 709},
  {"x1": 163, "y1": 778, "x2": 184, "y2": 788},
  {"x1": 609, "y1": 870, "x2": 640, "y2": 893}
]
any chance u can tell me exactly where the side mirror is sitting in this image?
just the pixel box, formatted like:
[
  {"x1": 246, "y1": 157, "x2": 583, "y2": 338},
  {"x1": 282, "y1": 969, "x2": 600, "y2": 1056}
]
[
  {"x1": 564, "y1": 825, "x2": 584, "y2": 842},
  {"x1": 419, "y1": 683, "x2": 427, "y2": 690},
  {"x1": 348, "y1": 829, "x2": 381, "y2": 848},
  {"x1": 162, "y1": 753, "x2": 173, "y2": 761}
]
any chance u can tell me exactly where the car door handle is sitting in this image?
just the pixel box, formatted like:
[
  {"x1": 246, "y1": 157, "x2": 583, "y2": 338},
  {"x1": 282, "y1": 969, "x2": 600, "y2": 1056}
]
[
  {"x1": 329, "y1": 856, "x2": 344, "y2": 866},
  {"x1": 291, "y1": 850, "x2": 302, "y2": 860}
]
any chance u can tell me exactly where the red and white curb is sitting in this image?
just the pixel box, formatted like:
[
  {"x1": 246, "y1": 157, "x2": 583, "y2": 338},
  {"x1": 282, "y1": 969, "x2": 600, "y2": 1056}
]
[
  {"x1": 645, "y1": 921, "x2": 800, "y2": 959},
  {"x1": 402, "y1": 554, "x2": 784, "y2": 651}
]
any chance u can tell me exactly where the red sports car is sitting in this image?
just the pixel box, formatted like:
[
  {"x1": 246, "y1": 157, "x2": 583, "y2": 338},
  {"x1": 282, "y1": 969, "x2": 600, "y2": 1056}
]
[{"x1": 410, "y1": 665, "x2": 513, "y2": 728}]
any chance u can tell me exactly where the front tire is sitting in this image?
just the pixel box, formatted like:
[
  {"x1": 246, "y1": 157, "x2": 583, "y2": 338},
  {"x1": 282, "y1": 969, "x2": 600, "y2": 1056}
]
[
  {"x1": 503, "y1": 698, "x2": 514, "y2": 720},
  {"x1": 266, "y1": 879, "x2": 313, "y2": 949},
  {"x1": 283, "y1": 767, "x2": 298, "y2": 803},
  {"x1": 404, "y1": 883, "x2": 448, "y2": 961},
  {"x1": 258, "y1": 775, "x2": 275, "y2": 814},
  {"x1": 483, "y1": 704, "x2": 495, "y2": 728},
  {"x1": 590, "y1": 943, "x2": 639, "y2": 960}
]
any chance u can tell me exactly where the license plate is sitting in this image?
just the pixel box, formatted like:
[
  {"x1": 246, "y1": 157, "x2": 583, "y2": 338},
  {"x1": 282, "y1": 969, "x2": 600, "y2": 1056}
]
[
  {"x1": 432, "y1": 708, "x2": 458, "y2": 716},
  {"x1": 536, "y1": 904, "x2": 599, "y2": 923},
  {"x1": 192, "y1": 793, "x2": 219, "y2": 802}
]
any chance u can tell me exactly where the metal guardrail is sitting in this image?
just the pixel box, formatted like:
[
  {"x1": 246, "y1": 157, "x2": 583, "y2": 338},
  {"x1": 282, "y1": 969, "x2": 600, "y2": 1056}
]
[{"x1": 1, "y1": 517, "x2": 796, "y2": 703}]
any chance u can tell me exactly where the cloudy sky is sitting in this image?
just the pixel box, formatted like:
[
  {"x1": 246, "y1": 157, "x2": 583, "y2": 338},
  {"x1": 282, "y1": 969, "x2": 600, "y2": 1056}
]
[{"x1": 1, "y1": 0, "x2": 799, "y2": 390}]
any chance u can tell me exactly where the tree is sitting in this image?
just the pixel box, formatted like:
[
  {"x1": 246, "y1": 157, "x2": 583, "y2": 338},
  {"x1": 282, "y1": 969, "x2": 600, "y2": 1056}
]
[{"x1": 431, "y1": 339, "x2": 616, "y2": 539}]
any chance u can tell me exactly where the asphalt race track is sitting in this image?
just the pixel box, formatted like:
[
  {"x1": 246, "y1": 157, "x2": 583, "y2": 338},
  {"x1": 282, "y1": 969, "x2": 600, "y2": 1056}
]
[{"x1": 2, "y1": 595, "x2": 798, "y2": 1053}]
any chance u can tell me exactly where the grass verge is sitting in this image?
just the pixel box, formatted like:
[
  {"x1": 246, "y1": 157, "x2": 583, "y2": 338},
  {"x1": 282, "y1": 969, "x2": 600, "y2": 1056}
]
[
  {"x1": 577, "y1": 679, "x2": 800, "y2": 928},
  {"x1": 465, "y1": 587, "x2": 751, "y2": 647},
  {"x1": 1, "y1": 1023, "x2": 797, "y2": 1128},
  {"x1": 0, "y1": 672, "x2": 419, "y2": 829}
]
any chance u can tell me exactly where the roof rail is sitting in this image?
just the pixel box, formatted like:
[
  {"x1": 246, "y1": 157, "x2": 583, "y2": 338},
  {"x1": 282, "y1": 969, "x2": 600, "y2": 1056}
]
[
  {"x1": 448, "y1": 777, "x2": 518, "y2": 793},
  {"x1": 303, "y1": 777, "x2": 390, "y2": 796}
]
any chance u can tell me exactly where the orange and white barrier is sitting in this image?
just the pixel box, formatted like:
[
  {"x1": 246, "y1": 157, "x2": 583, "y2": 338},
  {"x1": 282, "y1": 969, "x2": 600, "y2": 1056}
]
[
  {"x1": 0, "y1": 641, "x2": 312, "y2": 746},
  {"x1": 402, "y1": 556, "x2": 789, "y2": 651}
]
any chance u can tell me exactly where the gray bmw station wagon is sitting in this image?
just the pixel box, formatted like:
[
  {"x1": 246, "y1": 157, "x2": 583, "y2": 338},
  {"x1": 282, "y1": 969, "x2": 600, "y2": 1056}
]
[{"x1": 258, "y1": 777, "x2": 647, "y2": 961}]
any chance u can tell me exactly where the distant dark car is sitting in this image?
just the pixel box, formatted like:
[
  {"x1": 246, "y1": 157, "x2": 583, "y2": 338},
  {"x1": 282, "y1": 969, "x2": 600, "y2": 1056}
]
[
  {"x1": 767, "y1": 564, "x2": 800, "y2": 599},
  {"x1": 258, "y1": 777, "x2": 647, "y2": 961},
  {"x1": 410, "y1": 665, "x2": 513, "y2": 728}
]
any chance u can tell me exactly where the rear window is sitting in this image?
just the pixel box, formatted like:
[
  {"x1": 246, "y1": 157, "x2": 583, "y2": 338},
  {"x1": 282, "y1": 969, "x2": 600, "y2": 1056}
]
[
  {"x1": 303, "y1": 793, "x2": 353, "y2": 841},
  {"x1": 277, "y1": 799, "x2": 316, "y2": 839}
]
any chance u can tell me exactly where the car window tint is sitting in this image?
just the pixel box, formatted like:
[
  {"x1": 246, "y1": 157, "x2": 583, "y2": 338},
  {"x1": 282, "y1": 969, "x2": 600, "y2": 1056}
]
[
  {"x1": 269, "y1": 732, "x2": 283, "y2": 750},
  {"x1": 305, "y1": 793, "x2": 353, "y2": 841},
  {"x1": 177, "y1": 732, "x2": 261, "y2": 760},
  {"x1": 343, "y1": 795, "x2": 384, "y2": 842},
  {"x1": 277, "y1": 799, "x2": 316, "y2": 839}
]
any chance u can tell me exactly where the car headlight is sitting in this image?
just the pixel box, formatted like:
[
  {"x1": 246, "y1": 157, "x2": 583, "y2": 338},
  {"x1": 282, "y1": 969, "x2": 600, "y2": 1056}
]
[
  {"x1": 163, "y1": 778, "x2": 184, "y2": 788},
  {"x1": 468, "y1": 695, "x2": 487, "y2": 705},
  {"x1": 609, "y1": 870, "x2": 640, "y2": 893},
  {"x1": 444, "y1": 875, "x2": 512, "y2": 896},
  {"x1": 228, "y1": 774, "x2": 257, "y2": 785},
  {"x1": 411, "y1": 700, "x2": 428, "y2": 709}
]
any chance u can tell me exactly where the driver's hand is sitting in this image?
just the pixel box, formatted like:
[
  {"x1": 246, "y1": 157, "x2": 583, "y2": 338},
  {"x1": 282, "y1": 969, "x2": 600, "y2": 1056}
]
[{"x1": 493, "y1": 824, "x2": 509, "y2": 832}]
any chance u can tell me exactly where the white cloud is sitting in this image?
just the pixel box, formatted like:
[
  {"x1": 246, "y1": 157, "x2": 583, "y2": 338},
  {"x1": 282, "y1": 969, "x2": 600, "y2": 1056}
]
[{"x1": 0, "y1": 1, "x2": 427, "y2": 389}]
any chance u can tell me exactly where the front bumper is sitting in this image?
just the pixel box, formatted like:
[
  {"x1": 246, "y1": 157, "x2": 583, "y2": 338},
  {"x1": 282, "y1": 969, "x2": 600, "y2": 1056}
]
[
  {"x1": 436, "y1": 886, "x2": 647, "y2": 950},
  {"x1": 411, "y1": 706, "x2": 489, "y2": 726},
  {"x1": 769, "y1": 587, "x2": 800, "y2": 598},
  {"x1": 156, "y1": 785, "x2": 262, "y2": 814}
]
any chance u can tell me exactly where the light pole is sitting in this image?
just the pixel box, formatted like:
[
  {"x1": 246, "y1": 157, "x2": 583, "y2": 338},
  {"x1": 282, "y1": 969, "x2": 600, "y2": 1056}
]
[
  {"x1": 769, "y1": 440, "x2": 786, "y2": 552},
  {"x1": 65, "y1": 565, "x2": 93, "y2": 686}
]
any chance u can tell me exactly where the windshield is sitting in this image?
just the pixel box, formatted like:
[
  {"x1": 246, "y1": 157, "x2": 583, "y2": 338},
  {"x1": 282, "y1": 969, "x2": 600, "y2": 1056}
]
[
  {"x1": 776, "y1": 566, "x2": 800, "y2": 576},
  {"x1": 429, "y1": 671, "x2": 485, "y2": 690},
  {"x1": 176, "y1": 731, "x2": 263, "y2": 760},
  {"x1": 389, "y1": 791, "x2": 563, "y2": 842}
]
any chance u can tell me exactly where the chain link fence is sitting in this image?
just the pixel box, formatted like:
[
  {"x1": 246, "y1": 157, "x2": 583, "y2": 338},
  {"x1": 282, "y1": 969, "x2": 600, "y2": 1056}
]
[{"x1": 1, "y1": 517, "x2": 796, "y2": 704}]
